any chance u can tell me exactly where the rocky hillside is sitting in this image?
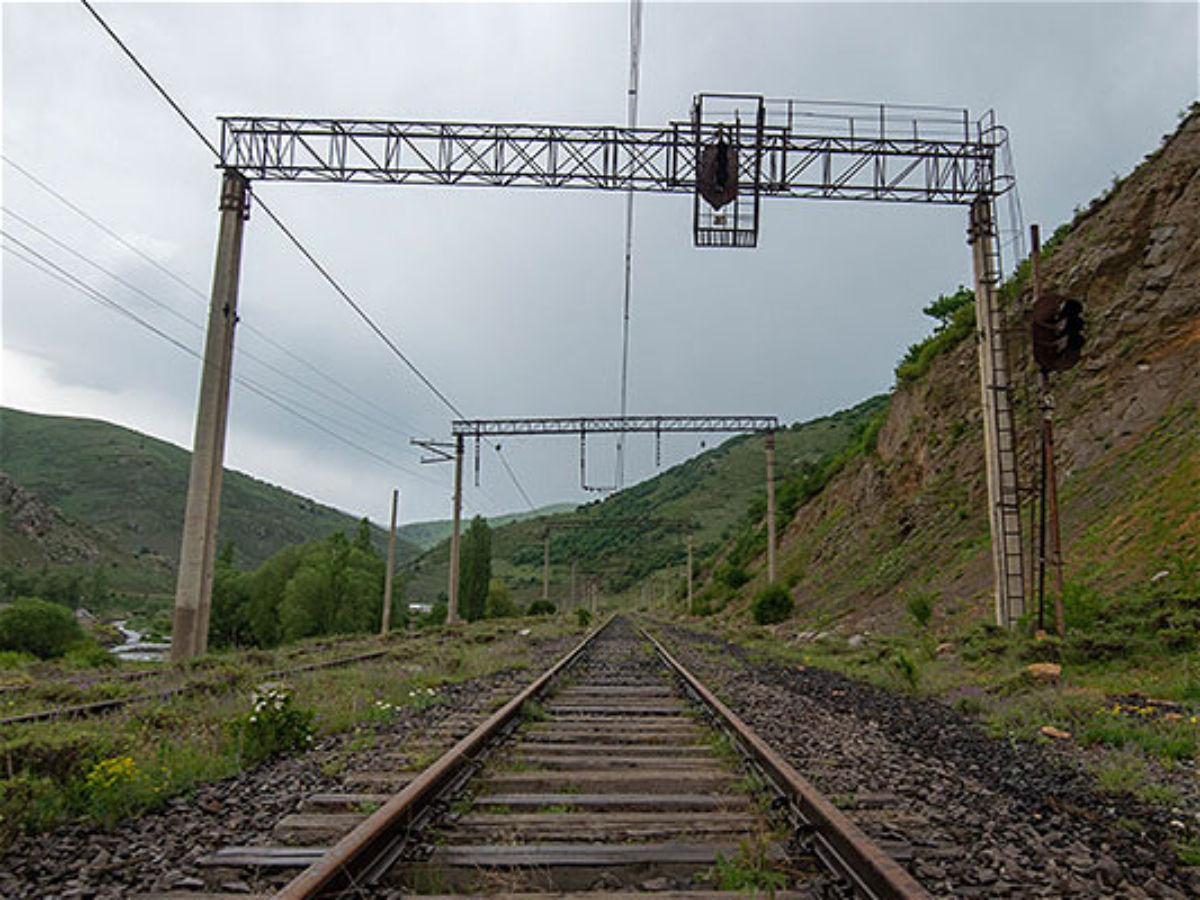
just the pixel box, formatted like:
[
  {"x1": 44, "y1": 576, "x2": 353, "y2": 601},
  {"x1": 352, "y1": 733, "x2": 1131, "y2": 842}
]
[{"x1": 724, "y1": 105, "x2": 1199, "y2": 630}]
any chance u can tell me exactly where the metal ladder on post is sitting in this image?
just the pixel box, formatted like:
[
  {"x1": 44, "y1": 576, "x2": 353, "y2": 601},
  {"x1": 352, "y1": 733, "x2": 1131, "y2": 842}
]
[{"x1": 971, "y1": 197, "x2": 1027, "y2": 629}]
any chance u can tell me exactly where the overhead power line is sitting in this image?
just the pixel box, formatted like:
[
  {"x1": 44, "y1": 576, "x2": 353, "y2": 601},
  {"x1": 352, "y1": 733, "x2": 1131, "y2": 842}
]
[
  {"x1": 2, "y1": 202, "x2": 425, "y2": 451},
  {"x1": 494, "y1": 444, "x2": 537, "y2": 512},
  {"x1": 2, "y1": 155, "x2": 428, "y2": 444},
  {"x1": 1, "y1": 230, "x2": 448, "y2": 489},
  {"x1": 76, "y1": 0, "x2": 535, "y2": 515}
]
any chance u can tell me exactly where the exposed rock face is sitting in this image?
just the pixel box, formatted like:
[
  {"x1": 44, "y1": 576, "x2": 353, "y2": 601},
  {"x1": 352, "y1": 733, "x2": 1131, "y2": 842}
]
[
  {"x1": 778, "y1": 107, "x2": 1200, "y2": 627},
  {"x1": 0, "y1": 471, "x2": 101, "y2": 563}
]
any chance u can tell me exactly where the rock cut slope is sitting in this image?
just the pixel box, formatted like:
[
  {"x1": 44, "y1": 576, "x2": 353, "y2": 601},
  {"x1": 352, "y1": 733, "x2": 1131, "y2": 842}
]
[{"x1": 764, "y1": 106, "x2": 1200, "y2": 627}]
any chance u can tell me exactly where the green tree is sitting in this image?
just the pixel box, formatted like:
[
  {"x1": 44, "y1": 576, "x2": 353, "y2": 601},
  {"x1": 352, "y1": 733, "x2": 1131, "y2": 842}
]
[
  {"x1": 922, "y1": 285, "x2": 974, "y2": 330},
  {"x1": 247, "y1": 543, "x2": 309, "y2": 647},
  {"x1": 279, "y1": 532, "x2": 384, "y2": 641},
  {"x1": 0, "y1": 597, "x2": 85, "y2": 659},
  {"x1": 485, "y1": 578, "x2": 518, "y2": 618},
  {"x1": 354, "y1": 517, "x2": 373, "y2": 553},
  {"x1": 210, "y1": 542, "x2": 254, "y2": 647},
  {"x1": 459, "y1": 516, "x2": 492, "y2": 622}
]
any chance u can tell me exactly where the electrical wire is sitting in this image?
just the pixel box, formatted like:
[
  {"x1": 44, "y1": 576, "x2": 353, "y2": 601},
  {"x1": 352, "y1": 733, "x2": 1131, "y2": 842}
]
[
  {"x1": 2, "y1": 155, "x2": 428, "y2": 443},
  {"x1": 2, "y1": 203, "x2": 425, "y2": 450},
  {"x1": 2, "y1": 230, "x2": 448, "y2": 489},
  {"x1": 493, "y1": 444, "x2": 537, "y2": 512},
  {"x1": 76, "y1": 0, "x2": 535, "y2": 514},
  {"x1": 614, "y1": 0, "x2": 645, "y2": 490}
]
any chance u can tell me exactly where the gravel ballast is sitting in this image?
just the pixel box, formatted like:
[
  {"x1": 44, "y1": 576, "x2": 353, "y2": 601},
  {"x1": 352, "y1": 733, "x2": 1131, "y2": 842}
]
[{"x1": 657, "y1": 623, "x2": 1200, "y2": 899}]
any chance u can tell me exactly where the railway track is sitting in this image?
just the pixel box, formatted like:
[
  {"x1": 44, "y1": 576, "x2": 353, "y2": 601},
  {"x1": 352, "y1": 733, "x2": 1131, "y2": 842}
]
[
  {"x1": 140, "y1": 617, "x2": 928, "y2": 899},
  {"x1": 0, "y1": 646, "x2": 392, "y2": 727}
]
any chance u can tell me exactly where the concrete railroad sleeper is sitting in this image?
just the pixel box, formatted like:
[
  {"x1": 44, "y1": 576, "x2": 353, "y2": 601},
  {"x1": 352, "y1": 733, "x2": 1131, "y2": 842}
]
[{"x1": 146, "y1": 616, "x2": 930, "y2": 899}]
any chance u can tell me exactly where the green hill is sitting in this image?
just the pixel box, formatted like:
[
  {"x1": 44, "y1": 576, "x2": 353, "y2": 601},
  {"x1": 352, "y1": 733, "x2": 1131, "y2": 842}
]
[
  {"x1": 401, "y1": 504, "x2": 576, "y2": 552},
  {"x1": 402, "y1": 396, "x2": 888, "y2": 605},
  {"x1": 0, "y1": 407, "x2": 424, "y2": 588}
]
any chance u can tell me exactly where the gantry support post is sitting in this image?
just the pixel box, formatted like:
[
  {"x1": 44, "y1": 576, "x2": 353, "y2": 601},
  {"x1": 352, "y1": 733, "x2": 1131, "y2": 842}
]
[
  {"x1": 381, "y1": 488, "x2": 399, "y2": 635},
  {"x1": 765, "y1": 430, "x2": 777, "y2": 583},
  {"x1": 969, "y1": 197, "x2": 1026, "y2": 629},
  {"x1": 171, "y1": 170, "x2": 249, "y2": 662},
  {"x1": 542, "y1": 532, "x2": 550, "y2": 601},
  {"x1": 447, "y1": 434, "x2": 464, "y2": 625}
]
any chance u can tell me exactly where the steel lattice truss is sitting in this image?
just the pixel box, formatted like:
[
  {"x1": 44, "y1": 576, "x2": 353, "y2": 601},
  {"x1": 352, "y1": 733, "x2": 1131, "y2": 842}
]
[
  {"x1": 221, "y1": 99, "x2": 1012, "y2": 205},
  {"x1": 451, "y1": 415, "x2": 778, "y2": 438},
  {"x1": 543, "y1": 517, "x2": 691, "y2": 533}
]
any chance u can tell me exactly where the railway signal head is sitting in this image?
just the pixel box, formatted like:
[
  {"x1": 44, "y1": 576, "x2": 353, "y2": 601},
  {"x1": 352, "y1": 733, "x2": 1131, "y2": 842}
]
[
  {"x1": 698, "y1": 136, "x2": 738, "y2": 210},
  {"x1": 1031, "y1": 293, "x2": 1085, "y2": 373}
]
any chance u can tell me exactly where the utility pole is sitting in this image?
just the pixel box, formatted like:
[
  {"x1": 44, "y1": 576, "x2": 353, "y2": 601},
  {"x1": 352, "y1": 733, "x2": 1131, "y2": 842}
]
[
  {"x1": 571, "y1": 561, "x2": 578, "y2": 609},
  {"x1": 171, "y1": 170, "x2": 249, "y2": 662},
  {"x1": 765, "y1": 430, "x2": 777, "y2": 583},
  {"x1": 447, "y1": 434, "x2": 464, "y2": 625},
  {"x1": 542, "y1": 531, "x2": 550, "y2": 602},
  {"x1": 1031, "y1": 224, "x2": 1067, "y2": 638},
  {"x1": 381, "y1": 488, "x2": 399, "y2": 635},
  {"x1": 969, "y1": 197, "x2": 1026, "y2": 629}
]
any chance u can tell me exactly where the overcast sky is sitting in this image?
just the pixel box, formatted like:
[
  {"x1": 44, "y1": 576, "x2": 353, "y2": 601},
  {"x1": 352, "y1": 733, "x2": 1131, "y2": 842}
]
[{"x1": 2, "y1": 1, "x2": 1197, "y2": 527}]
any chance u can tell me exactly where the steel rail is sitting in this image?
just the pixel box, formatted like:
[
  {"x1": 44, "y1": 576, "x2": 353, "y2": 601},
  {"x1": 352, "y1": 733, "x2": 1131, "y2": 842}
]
[
  {"x1": 643, "y1": 628, "x2": 932, "y2": 900},
  {"x1": 275, "y1": 616, "x2": 616, "y2": 899},
  {"x1": 0, "y1": 648, "x2": 390, "y2": 728}
]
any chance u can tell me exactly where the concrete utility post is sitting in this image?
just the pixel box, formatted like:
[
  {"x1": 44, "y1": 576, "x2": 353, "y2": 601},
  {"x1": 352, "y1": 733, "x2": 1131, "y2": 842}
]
[
  {"x1": 765, "y1": 430, "x2": 777, "y2": 583},
  {"x1": 969, "y1": 197, "x2": 1027, "y2": 628},
  {"x1": 171, "y1": 170, "x2": 249, "y2": 661},
  {"x1": 447, "y1": 434, "x2": 464, "y2": 624},
  {"x1": 381, "y1": 488, "x2": 399, "y2": 635},
  {"x1": 542, "y1": 532, "x2": 550, "y2": 601}
]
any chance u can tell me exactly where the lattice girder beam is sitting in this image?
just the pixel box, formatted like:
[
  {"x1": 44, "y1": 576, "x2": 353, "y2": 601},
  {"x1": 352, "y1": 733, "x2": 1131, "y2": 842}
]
[
  {"x1": 451, "y1": 415, "x2": 779, "y2": 438},
  {"x1": 220, "y1": 115, "x2": 1010, "y2": 205}
]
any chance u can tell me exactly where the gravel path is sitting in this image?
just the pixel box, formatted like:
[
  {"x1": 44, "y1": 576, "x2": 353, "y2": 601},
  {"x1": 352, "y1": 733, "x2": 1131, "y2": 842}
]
[
  {"x1": 0, "y1": 641, "x2": 569, "y2": 899},
  {"x1": 657, "y1": 623, "x2": 1200, "y2": 899}
]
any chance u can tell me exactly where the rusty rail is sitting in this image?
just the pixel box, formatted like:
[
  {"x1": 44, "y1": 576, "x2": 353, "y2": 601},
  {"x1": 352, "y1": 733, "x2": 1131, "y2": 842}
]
[
  {"x1": 275, "y1": 616, "x2": 615, "y2": 898},
  {"x1": 644, "y1": 629, "x2": 932, "y2": 900}
]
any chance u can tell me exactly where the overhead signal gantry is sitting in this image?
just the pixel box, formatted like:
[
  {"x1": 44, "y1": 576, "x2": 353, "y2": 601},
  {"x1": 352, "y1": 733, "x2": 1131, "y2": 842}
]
[
  {"x1": 418, "y1": 415, "x2": 776, "y2": 624},
  {"x1": 172, "y1": 94, "x2": 1026, "y2": 660}
]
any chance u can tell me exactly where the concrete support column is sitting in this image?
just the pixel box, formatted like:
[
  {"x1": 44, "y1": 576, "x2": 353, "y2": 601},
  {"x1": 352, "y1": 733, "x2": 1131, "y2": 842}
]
[
  {"x1": 171, "y1": 170, "x2": 249, "y2": 662},
  {"x1": 447, "y1": 434, "x2": 464, "y2": 624},
  {"x1": 969, "y1": 197, "x2": 1027, "y2": 628},
  {"x1": 765, "y1": 430, "x2": 777, "y2": 583},
  {"x1": 381, "y1": 488, "x2": 399, "y2": 635}
]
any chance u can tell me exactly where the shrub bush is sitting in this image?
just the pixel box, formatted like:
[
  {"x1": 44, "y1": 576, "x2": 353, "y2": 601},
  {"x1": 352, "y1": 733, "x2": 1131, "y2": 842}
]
[
  {"x1": 64, "y1": 642, "x2": 119, "y2": 669},
  {"x1": 717, "y1": 564, "x2": 750, "y2": 590},
  {"x1": 905, "y1": 591, "x2": 935, "y2": 629},
  {"x1": 233, "y1": 683, "x2": 315, "y2": 763},
  {"x1": 527, "y1": 599, "x2": 557, "y2": 616},
  {"x1": 751, "y1": 584, "x2": 793, "y2": 625},
  {"x1": 575, "y1": 608, "x2": 592, "y2": 628},
  {"x1": 0, "y1": 598, "x2": 85, "y2": 660}
]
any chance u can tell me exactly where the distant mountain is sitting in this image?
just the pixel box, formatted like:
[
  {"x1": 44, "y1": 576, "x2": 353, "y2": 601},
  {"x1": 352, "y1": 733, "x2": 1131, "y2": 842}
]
[{"x1": 0, "y1": 407, "x2": 424, "y2": 585}]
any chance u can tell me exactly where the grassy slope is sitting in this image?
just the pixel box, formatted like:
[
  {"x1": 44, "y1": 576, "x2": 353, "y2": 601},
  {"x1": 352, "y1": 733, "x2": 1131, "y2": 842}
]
[
  {"x1": 402, "y1": 396, "x2": 888, "y2": 605},
  {"x1": 400, "y1": 504, "x2": 576, "y2": 552},
  {"x1": 0, "y1": 407, "x2": 424, "y2": 583}
]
